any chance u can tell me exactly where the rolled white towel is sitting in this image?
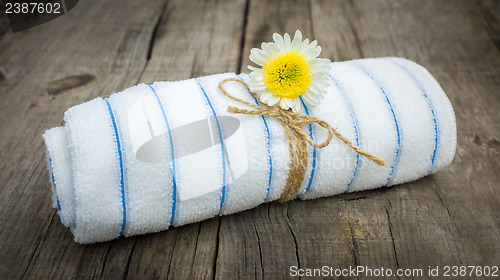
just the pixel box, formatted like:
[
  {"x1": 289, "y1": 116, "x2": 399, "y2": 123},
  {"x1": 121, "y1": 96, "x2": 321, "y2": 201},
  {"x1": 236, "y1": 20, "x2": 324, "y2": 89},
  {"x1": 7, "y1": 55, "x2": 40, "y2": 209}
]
[{"x1": 43, "y1": 57, "x2": 456, "y2": 244}]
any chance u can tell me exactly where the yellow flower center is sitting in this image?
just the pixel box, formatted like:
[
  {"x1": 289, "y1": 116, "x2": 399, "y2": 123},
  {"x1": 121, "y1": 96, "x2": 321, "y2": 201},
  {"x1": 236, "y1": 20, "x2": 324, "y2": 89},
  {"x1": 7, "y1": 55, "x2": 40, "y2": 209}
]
[{"x1": 262, "y1": 51, "x2": 312, "y2": 99}]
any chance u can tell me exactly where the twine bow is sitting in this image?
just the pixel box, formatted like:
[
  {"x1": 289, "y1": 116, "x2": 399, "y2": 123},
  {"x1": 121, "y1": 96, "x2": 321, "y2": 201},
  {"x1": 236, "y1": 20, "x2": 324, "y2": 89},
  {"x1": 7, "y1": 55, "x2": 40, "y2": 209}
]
[{"x1": 218, "y1": 78, "x2": 386, "y2": 202}]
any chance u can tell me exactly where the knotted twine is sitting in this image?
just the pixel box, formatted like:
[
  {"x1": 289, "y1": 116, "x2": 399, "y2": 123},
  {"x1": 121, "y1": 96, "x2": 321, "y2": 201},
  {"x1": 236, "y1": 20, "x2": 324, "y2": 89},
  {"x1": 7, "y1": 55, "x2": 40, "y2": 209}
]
[{"x1": 218, "y1": 78, "x2": 386, "y2": 202}]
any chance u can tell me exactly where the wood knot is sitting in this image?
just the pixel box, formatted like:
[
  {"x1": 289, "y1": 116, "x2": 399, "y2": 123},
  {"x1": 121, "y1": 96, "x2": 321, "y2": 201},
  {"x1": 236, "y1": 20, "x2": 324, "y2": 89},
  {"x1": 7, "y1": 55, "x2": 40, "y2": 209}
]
[
  {"x1": 487, "y1": 139, "x2": 500, "y2": 152},
  {"x1": 45, "y1": 74, "x2": 95, "y2": 96}
]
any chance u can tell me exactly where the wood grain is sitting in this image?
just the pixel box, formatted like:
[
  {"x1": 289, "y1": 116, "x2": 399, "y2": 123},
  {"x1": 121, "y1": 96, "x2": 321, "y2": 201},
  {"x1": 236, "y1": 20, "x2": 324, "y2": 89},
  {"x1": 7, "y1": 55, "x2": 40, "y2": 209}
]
[{"x1": 0, "y1": 0, "x2": 499, "y2": 279}]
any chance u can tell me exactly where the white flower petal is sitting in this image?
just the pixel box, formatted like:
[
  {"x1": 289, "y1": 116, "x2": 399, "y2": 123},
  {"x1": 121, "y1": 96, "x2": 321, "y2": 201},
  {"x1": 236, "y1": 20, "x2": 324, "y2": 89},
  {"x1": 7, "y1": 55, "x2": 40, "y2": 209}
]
[
  {"x1": 249, "y1": 70, "x2": 263, "y2": 79},
  {"x1": 303, "y1": 47, "x2": 321, "y2": 60},
  {"x1": 306, "y1": 89, "x2": 320, "y2": 101},
  {"x1": 273, "y1": 33, "x2": 285, "y2": 50},
  {"x1": 300, "y1": 38, "x2": 310, "y2": 52},
  {"x1": 250, "y1": 48, "x2": 264, "y2": 58},
  {"x1": 283, "y1": 33, "x2": 292, "y2": 50},
  {"x1": 316, "y1": 73, "x2": 331, "y2": 81},
  {"x1": 249, "y1": 78, "x2": 266, "y2": 88},
  {"x1": 309, "y1": 83, "x2": 324, "y2": 96},
  {"x1": 249, "y1": 49, "x2": 267, "y2": 66},
  {"x1": 279, "y1": 98, "x2": 290, "y2": 110},
  {"x1": 310, "y1": 87, "x2": 327, "y2": 101},
  {"x1": 268, "y1": 43, "x2": 279, "y2": 56},
  {"x1": 247, "y1": 65, "x2": 261, "y2": 71},
  {"x1": 292, "y1": 99, "x2": 302, "y2": 112},
  {"x1": 284, "y1": 98, "x2": 299, "y2": 111},
  {"x1": 259, "y1": 91, "x2": 271, "y2": 103},
  {"x1": 261, "y1": 42, "x2": 273, "y2": 57},
  {"x1": 250, "y1": 84, "x2": 266, "y2": 92},
  {"x1": 309, "y1": 40, "x2": 318, "y2": 49},
  {"x1": 249, "y1": 67, "x2": 263, "y2": 73},
  {"x1": 250, "y1": 78, "x2": 265, "y2": 85},
  {"x1": 309, "y1": 58, "x2": 331, "y2": 69},
  {"x1": 294, "y1": 30, "x2": 302, "y2": 40},
  {"x1": 301, "y1": 94, "x2": 317, "y2": 108},
  {"x1": 309, "y1": 67, "x2": 329, "y2": 75},
  {"x1": 312, "y1": 78, "x2": 330, "y2": 88},
  {"x1": 260, "y1": 42, "x2": 268, "y2": 50},
  {"x1": 291, "y1": 30, "x2": 303, "y2": 50},
  {"x1": 301, "y1": 94, "x2": 316, "y2": 107},
  {"x1": 266, "y1": 94, "x2": 280, "y2": 106},
  {"x1": 250, "y1": 83, "x2": 267, "y2": 92},
  {"x1": 247, "y1": 30, "x2": 331, "y2": 111},
  {"x1": 315, "y1": 45, "x2": 322, "y2": 55}
]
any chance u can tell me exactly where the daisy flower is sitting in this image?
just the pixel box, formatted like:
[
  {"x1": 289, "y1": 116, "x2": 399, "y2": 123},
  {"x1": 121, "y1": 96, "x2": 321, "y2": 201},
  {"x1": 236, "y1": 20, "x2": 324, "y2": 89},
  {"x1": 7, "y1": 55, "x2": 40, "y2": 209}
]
[{"x1": 247, "y1": 30, "x2": 331, "y2": 112}]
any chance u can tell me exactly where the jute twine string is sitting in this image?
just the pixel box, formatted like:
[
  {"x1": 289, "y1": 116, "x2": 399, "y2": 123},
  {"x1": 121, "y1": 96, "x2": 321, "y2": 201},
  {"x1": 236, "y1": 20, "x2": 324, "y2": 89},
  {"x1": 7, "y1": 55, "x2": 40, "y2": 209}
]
[{"x1": 218, "y1": 78, "x2": 386, "y2": 202}]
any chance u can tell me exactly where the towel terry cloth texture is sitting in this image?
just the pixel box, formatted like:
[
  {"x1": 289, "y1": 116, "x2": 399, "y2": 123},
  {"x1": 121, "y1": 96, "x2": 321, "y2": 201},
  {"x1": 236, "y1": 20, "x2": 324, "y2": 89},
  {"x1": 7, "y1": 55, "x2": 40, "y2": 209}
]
[{"x1": 43, "y1": 57, "x2": 457, "y2": 244}]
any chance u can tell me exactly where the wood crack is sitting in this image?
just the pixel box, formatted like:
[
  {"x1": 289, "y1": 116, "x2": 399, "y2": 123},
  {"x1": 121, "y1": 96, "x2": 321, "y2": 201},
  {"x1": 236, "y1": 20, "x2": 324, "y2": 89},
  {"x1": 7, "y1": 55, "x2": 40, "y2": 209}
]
[
  {"x1": 212, "y1": 217, "x2": 221, "y2": 280},
  {"x1": 190, "y1": 53, "x2": 198, "y2": 79},
  {"x1": 96, "y1": 242, "x2": 114, "y2": 280},
  {"x1": 135, "y1": 0, "x2": 169, "y2": 84},
  {"x1": 285, "y1": 204, "x2": 301, "y2": 275},
  {"x1": 345, "y1": 215, "x2": 359, "y2": 267},
  {"x1": 21, "y1": 212, "x2": 57, "y2": 280},
  {"x1": 251, "y1": 217, "x2": 264, "y2": 279},
  {"x1": 146, "y1": 0, "x2": 169, "y2": 61},
  {"x1": 165, "y1": 230, "x2": 179, "y2": 280},
  {"x1": 189, "y1": 223, "x2": 202, "y2": 276},
  {"x1": 236, "y1": 0, "x2": 250, "y2": 73},
  {"x1": 122, "y1": 237, "x2": 137, "y2": 280},
  {"x1": 384, "y1": 206, "x2": 400, "y2": 270},
  {"x1": 433, "y1": 184, "x2": 464, "y2": 265}
]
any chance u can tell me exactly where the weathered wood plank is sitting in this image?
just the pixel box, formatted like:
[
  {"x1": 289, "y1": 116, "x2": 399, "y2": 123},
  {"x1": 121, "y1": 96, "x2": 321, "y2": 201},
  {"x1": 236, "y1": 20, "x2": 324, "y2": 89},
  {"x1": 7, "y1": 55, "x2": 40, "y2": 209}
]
[
  {"x1": 140, "y1": 0, "x2": 247, "y2": 83},
  {"x1": 311, "y1": 0, "x2": 500, "y2": 274},
  {"x1": 479, "y1": 0, "x2": 500, "y2": 52},
  {"x1": 311, "y1": 0, "x2": 364, "y2": 61},
  {"x1": 0, "y1": 3, "x2": 10, "y2": 36},
  {"x1": 0, "y1": 0, "x2": 167, "y2": 278},
  {"x1": 311, "y1": 0, "x2": 464, "y2": 274}
]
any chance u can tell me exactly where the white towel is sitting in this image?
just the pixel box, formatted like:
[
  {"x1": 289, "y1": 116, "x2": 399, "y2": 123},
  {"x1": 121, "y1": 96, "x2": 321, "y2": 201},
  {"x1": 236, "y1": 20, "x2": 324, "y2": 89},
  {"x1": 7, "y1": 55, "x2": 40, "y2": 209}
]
[{"x1": 43, "y1": 57, "x2": 456, "y2": 244}]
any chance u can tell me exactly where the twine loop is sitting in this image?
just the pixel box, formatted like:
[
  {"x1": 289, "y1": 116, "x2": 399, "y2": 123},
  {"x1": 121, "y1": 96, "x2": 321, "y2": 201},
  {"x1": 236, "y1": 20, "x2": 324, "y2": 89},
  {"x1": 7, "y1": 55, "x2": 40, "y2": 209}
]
[{"x1": 218, "y1": 78, "x2": 385, "y2": 202}]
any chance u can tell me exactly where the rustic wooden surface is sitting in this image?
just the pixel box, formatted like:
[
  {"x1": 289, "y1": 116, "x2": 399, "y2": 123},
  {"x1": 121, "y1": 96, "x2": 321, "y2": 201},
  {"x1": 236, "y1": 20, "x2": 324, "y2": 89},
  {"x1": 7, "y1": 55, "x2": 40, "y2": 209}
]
[{"x1": 0, "y1": 0, "x2": 499, "y2": 279}]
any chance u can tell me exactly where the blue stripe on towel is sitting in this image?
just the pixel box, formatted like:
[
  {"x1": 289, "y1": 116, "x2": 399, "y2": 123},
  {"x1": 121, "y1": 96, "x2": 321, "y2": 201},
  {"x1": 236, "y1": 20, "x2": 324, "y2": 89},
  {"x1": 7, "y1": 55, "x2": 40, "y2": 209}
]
[
  {"x1": 236, "y1": 75, "x2": 273, "y2": 200},
  {"x1": 104, "y1": 98, "x2": 127, "y2": 236},
  {"x1": 299, "y1": 97, "x2": 317, "y2": 193},
  {"x1": 390, "y1": 59, "x2": 439, "y2": 173},
  {"x1": 329, "y1": 74, "x2": 360, "y2": 191},
  {"x1": 350, "y1": 62, "x2": 401, "y2": 185},
  {"x1": 196, "y1": 80, "x2": 227, "y2": 212},
  {"x1": 47, "y1": 153, "x2": 63, "y2": 223},
  {"x1": 148, "y1": 84, "x2": 177, "y2": 227}
]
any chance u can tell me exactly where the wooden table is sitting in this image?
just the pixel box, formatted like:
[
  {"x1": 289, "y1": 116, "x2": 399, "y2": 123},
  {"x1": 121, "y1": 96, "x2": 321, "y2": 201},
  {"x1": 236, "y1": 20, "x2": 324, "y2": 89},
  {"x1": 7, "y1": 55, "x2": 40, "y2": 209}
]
[{"x1": 0, "y1": 0, "x2": 499, "y2": 279}]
